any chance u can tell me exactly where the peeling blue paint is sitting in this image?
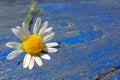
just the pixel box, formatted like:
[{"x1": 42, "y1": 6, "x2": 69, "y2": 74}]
[
  {"x1": 0, "y1": 0, "x2": 120, "y2": 80},
  {"x1": 61, "y1": 26, "x2": 103, "y2": 44},
  {"x1": 88, "y1": 45, "x2": 119, "y2": 61}
]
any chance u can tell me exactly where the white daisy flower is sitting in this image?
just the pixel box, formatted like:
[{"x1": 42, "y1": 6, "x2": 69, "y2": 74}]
[{"x1": 6, "y1": 17, "x2": 59, "y2": 69}]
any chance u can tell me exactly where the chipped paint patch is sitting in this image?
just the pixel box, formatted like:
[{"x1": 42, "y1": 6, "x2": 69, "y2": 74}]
[{"x1": 61, "y1": 26, "x2": 103, "y2": 44}]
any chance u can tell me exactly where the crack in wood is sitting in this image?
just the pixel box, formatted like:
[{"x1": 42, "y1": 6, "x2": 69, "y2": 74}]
[{"x1": 96, "y1": 66, "x2": 120, "y2": 80}]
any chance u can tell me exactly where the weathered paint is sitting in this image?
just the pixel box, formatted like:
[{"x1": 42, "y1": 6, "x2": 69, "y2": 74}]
[{"x1": 0, "y1": 0, "x2": 120, "y2": 80}]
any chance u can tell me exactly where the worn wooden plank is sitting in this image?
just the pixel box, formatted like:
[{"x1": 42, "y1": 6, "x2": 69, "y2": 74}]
[{"x1": 0, "y1": 0, "x2": 120, "y2": 80}]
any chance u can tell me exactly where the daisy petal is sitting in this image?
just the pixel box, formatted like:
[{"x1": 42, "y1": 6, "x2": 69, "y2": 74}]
[
  {"x1": 23, "y1": 54, "x2": 27, "y2": 68},
  {"x1": 43, "y1": 47, "x2": 58, "y2": 53},
  {"x1": 23, "y1": 54, "x2": 31, "y2": 68},
  {"x1": 45, "y1": 27, "x2": 53, "y2": 33},
  {"x1": 16, "y1": 26, "x2": 23, "y2": 31},
  {"x1": 38, "y1": 21, "x2": 48, "y2": 35},
  {"x1": 43, "y1": 32, "x2": 55, "y2": 42},
  {"x1": 6, "y1": 42, "x2": 21, "y2": 49},
  {"x1": 41, "y1": 54, "x2": 51, "y2": 60},
  {"x1": 45, "y1": 42, "x2": 59, "y2": 48},
  {"x1": 41, "y1": 27, "x2": 53, "y2": 38},
  {"x1": 12, "y1": 28, "x2": 25, "y2": 40},
  {"x1": 16, "y1": 26, "x2": 28, "y2": 39},
  {"x1": 34, "y1": 56, "x2": 43, "y2": 66},
  {"x1": 22, "y1": 22, "x2": 30, "y2": 37},
  {"x1": 29, "y1": 56, "x2": 34, "y2": 69},
  {"x1": 33, "y1": 17, "x2": 41, "y2": 34},
  {"x1": 6, "y1": 49, "x2": 23, "y2": 60}
]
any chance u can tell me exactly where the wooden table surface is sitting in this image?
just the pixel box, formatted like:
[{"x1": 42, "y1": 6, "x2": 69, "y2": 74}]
[{"x1": 0, "y1": 0, "x2": 120, "y2": 80}]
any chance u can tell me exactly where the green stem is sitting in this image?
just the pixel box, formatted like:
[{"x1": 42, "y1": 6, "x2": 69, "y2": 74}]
[{"x1": 24, "y1": 1, "x2": 42, "y2": 27}]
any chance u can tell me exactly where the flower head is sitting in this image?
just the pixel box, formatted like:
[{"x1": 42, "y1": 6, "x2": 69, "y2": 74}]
[{"x1": 6, "y1": 17, "x2": 58, "y2": 69}]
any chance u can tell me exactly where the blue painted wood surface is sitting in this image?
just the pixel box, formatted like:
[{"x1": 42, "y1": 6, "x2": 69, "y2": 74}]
[{"x1": 0, "y1": 0, "x2": 120, "y2": 80}]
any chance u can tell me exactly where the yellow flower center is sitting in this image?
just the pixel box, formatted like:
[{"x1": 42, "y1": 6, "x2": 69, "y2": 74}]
[{"x1": 22, "y1": 34, "x2": 44, "y2": 55}]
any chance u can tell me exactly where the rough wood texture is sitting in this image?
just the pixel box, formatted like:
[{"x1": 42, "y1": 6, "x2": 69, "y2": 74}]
[{"x1": 0, "y1": 0, "x2": 120, "y2": 80}]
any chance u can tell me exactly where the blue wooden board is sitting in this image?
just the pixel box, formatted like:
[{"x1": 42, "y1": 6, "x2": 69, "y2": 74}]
[{"x1": 0, "y1": 0, "x2": 120, "y2": 80}]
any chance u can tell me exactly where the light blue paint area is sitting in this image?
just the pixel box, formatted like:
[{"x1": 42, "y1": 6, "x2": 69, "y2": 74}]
[
  {"x1": 61, "y1": 26, "x2": 103, "y2": 44},
  {"x1": 40, "y1": 3, "x2": 65, "y2": 12},
  {"x1": 69, "y1": 73, "x2": 81, "y2": 80},
  {"x1": 0, "y1": 49, "x2": 13, "y2": 60},
  {"x1": 0, "y1": 36, "x2": 10, "y2": 42},
  {"x1": 0, "y1": 35, "x2": 14, "y2": 60},
  {"x1": 87, "y1": 45, "x2": 119, "y2": 61},
  {"x1": 118, "y1": 36, "x2": 120, "y2": 39},
  {"x1": 95, "y1": 15, "x2": 113, "y2": 22},
  {"x1": 118, "y1": 73, "x2": 120, "y2": 79}
]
